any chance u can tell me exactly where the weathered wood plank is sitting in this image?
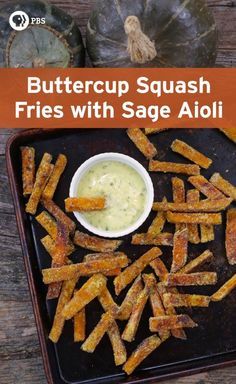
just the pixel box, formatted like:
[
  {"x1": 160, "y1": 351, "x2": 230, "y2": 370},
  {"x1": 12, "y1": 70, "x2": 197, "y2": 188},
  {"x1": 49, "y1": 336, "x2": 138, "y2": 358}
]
[{"x1": 1, "y1": 358, "x2": 47, "y2": 384}]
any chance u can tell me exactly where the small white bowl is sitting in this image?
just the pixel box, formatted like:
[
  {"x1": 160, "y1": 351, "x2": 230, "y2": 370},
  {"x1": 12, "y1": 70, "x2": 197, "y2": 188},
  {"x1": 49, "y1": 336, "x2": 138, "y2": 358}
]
[{"x1": 69, "y1": 153, "x2": 154, "y2": 238}]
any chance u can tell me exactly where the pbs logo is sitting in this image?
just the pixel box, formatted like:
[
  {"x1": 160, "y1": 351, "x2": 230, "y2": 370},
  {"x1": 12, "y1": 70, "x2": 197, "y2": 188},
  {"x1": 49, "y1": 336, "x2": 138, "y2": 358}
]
[{"x1": 9, "y1": 11, "x2": 30, "y2": 31}]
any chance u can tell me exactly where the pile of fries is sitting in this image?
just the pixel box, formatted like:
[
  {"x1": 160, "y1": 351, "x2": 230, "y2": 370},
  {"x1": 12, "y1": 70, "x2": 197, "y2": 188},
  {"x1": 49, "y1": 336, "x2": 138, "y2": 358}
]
[{"x1": 21, "y1": 128, "x2": 236, "y2": 376}]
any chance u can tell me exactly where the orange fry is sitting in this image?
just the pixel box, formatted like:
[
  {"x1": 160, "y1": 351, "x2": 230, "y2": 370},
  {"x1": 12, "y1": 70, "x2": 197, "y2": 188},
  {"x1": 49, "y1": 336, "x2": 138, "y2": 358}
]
[
  {"x1": 150, "y1": 260, "x2": 186, "y2": 339},
  {"x1": 49, "y1": 276, "x2": 78, "y2": 343},
  {"x1": 127, "y1": 128, "x2": 157, "y2": 159},
  {"x1": 43, "y1": 154, "x2": 67, "y2": 199},
  {"x1": 36, "y1": 211, "x2": 58, "y2": 239},
  {"x1": 42, "y1": 254, "x2": 129, "y2": 284},
  {"x1": 143, "y1": 274, "x2": 170, "y2": 341},
  {"x1": 165, "y1": 272, "x2": 217, "y2": 287},
  {"x1": 149, "y1": 160, "x2": 200, "y2": 175},
  {"x1": 74, "y1": 230, "x2": 122, "y2": 252},
  {"x1": 211, "y1": 274, "x2": 236, "y2": 301},
  {"x1": 41, "y1": 235, "x2": 74, "y2": 260},
  {"x1": 123, "y1": 335, "x2": 161, "y2": 375},
  {"x1": 219, "y1": 128, "x2": 236, "y2": 144},
  {"x1": 226, "y1": 209, "x2": 236, "y2": 265},
  {"x1": 122, "y1": 282, "x2": 150, "y2": 342},
  {"x1": 144, "y1": 128, "x2": 169, "y2": 135},
  {"x1": 147, "y1": 202, "x2": 166, "y2": 237},
  {"x1": 81, "y1": 312, "x2": 114, "y2": 353},
  {"x1": 153, "y1": 198, "x2": 231, "y2": 212},
  {"x1": 210, "y1": 173, "x2": 236, "y2": 201},
  {"x1": 172, "y1": 177, "x2": 186, "y2": 232},
  {"x1": 21, "y1": 146, "x2": 35, "y2": 196},
  {"x1": 178, "y1": 250, "x2": 213, "y2": 274},
  {"x1": 74, "y1": 308, "x2": 86, "y2": 342},
  {"x1": 171, "y1": 228, "x2": 188, "y2": 273},
  {"x1": 186, "y1": 190, "x2": 200, "y2": 244},
  {"x1": 157, "y1": 283, "x2": 186, "y2": 340},
  {"x1": 171, "y1": 139, "x2": 212, "y2": 169},
  {"x1": 53, "y1": 223, "x2": 69, "y2": 265},
  {"x1": 62, "y1": 274, "x2": 107, "y2": 320},
  {"x1": 131, "y1": 232, "x2": 173, "y2": 246},
  {"x1": 65, "y1": 197, "x2": 105, "y2": 212},
  {"x1": 117, "y1": 275, "x2": 143, "y2": 321},
  {"x1": 26, "y1": 155, "x2": 53, "y2": 215},
  {"x1": 188, "y1": 175, "x2": 225, "y2": 199},
  {"x1": 167, "y1": 212, "x2": 222, "y2": 225},
  {"x1": 200, "y1": 224, "x2": 215, "y2": 243},
  {"x1": 96, "y1": 286, "x2": 126, "y2": 366},
  {"x1": 107, "y1": 321, "x2": 127, "y2": 366},
  {"x1": 41, "y1": 197, "x2": 76, "y2": 235},
  {"x1": 163, "y1": 293, "x2": 210, "y2": 308},
  {"x1": 149, "y1": 315, "x2": 197, "y2": 332},
  {"x1": 84, "y1": 252, "x2": 122, "y2": 276},
  {"x1": 114, "y1": 247, "x2": 162, "y2": 295}
]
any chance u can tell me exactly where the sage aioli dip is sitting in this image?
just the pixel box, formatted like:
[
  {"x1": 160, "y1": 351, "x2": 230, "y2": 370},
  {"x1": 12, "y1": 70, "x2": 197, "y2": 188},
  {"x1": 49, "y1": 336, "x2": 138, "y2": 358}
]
[{"x1": 77, "y1": 160, "x2": 147, "y2": 232}]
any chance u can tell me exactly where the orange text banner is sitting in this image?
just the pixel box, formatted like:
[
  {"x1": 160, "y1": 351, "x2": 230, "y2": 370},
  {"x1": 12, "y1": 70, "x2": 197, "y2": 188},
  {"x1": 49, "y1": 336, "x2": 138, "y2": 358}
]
[{"x1": 0, "y1": 68, "x2": 235, "y2": 129}]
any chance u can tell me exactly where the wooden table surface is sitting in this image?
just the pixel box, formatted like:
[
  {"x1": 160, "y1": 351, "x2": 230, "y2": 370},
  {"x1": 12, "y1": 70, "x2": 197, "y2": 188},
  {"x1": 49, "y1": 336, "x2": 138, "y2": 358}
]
[{"x1": 0, "y1": 1, "x2": 236, "y2": 383}]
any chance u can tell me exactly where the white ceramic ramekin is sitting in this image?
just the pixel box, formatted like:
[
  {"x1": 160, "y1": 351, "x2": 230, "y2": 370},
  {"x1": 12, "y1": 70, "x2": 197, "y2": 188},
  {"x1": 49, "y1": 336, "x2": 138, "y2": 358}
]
[{"x1": 69, "y1": 153, "x2": 154, "y2": 238}]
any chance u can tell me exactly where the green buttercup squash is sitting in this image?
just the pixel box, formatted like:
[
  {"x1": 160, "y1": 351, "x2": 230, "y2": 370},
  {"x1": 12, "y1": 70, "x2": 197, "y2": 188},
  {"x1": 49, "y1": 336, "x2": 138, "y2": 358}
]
[
  {"x1": 0, "y1": 0, "x2": 85, "y2": 67},
  {"x1": 86, "y1": 0, "x2": 218, "y2": 67}
]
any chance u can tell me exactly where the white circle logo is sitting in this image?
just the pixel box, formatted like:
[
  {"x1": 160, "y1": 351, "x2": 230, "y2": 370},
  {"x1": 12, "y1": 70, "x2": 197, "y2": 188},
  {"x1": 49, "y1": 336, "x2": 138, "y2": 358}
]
[{"x1": 9, "y1": 11, "x2": 30, "y2": 31}]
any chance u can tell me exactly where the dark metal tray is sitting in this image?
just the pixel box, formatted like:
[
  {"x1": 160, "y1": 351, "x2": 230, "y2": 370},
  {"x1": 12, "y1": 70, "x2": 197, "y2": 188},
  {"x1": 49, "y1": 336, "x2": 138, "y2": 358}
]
[{"x1": 6, "y1": 128, "x2": 236, "y2": 384}]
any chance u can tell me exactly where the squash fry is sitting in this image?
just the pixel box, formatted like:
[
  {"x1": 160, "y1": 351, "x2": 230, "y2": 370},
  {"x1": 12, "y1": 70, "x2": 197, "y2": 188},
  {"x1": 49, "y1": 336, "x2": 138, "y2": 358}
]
[
  {"x1": 149, "y1": 315, "x2": 197, "y2": 332},
  {"x1": 43, "y1": 154, "x2": 67, "y2": 199},
  {"x1": 114, "y1": 247, "x2": 162, "y2": 295},
  {"x1": 62, "y1": 274, "x2": 107, "y2": 320},
  {"x1": 171, "y1": 139, "x2": 212, "y2": 169},
  {"x1": 26, "y1": 160, "x2": 53, "y2": 215},
  {"x1": 219, "y1": 128, "x2": 236, "y2": 144},
  {"x1": 210, "y1": 173, "x2": 236, "y2": 201},
  {"x1": 74, "y1": 308, "x2": 86, "y2": 342},
  {"x1": 172, "y1": 177, "x2": 186, "y2": 232},
  {"x1": 167, "y1": 212, "x2": 222, "y2": 225},
  {"x1": 165, "y1": 272, "x2": 217, "y2": 287},
  {"x1": 107, "y1": 321, "x2": 127, "y2": 366},
  {"x1": 188, "y1": 175, "x2": 225, "y2": 199},
  {"x1": 226, "y1": 209, "x2": 236, "y2": 265},
  {"x1": 65, "y1": 197, "x2": 105, "y2": 212},
  {"x1": 74, "y1": 230, "x2": 122, "y2": 252},
  {"x1": 42, "y1": 254, "x2": 129, "y2": 284},
  {"x1": 127, "y1": 128, "x2": 157, "y2": 159},
  {"x1": 122, "y1": 284, "x2": 150, "y2": 342},
  {"x1": 98, "y1": 286, "x2": 119, "y2": 315},
  {"x1": 53, "y1": 223, "x2": 69, "y2": 265},
  {"x1": 131, "y1": 232, "x2": 173, "y2": 246},
  {"x1": 41, "y1": 197, "x2": 76, "y2": 235},
  {"x1": 49, "y1": 275, "x2": 78, "y2": 343},
  {"x1": 163, "y1": 293, "x2": 210, "y2": 308},
  {"x1": 123, "y1": 335, "x2": 162, "y2": 375},
  {"x1": 147, "y1": 201, "x2": 166, "y2": 237},
  {"x1": 178, "y1": 250, "x2": 213, "y2": 274},
  {"x1": 84, "y1": 252, "x2": 122, "y2": 276},
  {"x1": 211, "y1": 274, "x2": 236, "y2": 301},
  {"x1": 81, "y1": 311, "x2": 114, "y2": 353},
  {"x1": 149, "y1": 160, "x2": 200, "y2": 175},
  {"x1": 144, "y1": 128, "x2": 169, "y2": 135},
  {"x1": 36, "y1": 211, "x2": 57, "y2": 239},
  {"x1": 47, "y1": 259, "x2": 69, "y2": 300},
  {"x1": 150, "y1": 260, "x2": 187, "y2": 339},
  {"x1": 200, "y1": 224, "x2": 215, "y2": 243},
  {"x1": 153, "y1": 198, "x2": 231, "y2": 212},
  {"x1": 157, "y1": 283, "x2": 186, "y2": 340},
  {"x1": 143, "y1": 274, "x2": 170, "y2": 341},
  {"x1": 186, "y1": 190, "x2": 200, "y2": 244},
  {"x1": 97, "y1": 286, "x2": 126, "y2": 366},
  {"x1": 21, "y1": 146, "x2": 35, "y2": 196},
  {"x1": 41, "y1": 235, "x2": 74, "y2": 259},
  {"x1": 116, "y1": 275, "x2": 143, "y2": 321},
  {"x1": 171, "y1": 228, "x2": 188, "y2": 273}
]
